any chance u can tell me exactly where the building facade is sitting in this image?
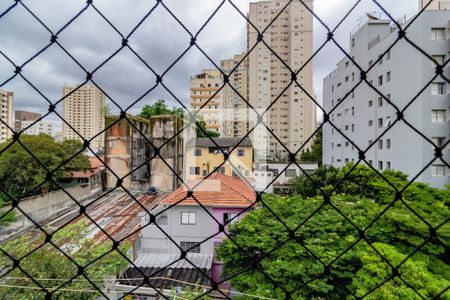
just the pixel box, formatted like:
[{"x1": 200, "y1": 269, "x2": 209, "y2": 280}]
[
  {"x1": 105, "y1": 115, "x2": 183, "y2": 192},
  {"x1": 14, "y1": 110, "x2": 41, "y2": 132},
  {"x1": 247, "y1": 0, "x2": 316, "y2": 161},
  {"x1": 138, "y1": 174, "x2": 256, "y2": 283},
  {"x1": 0, "y1": 90, "x2": 13, "y2": 143},
  {"x1": 61, "y1": 84, "x2": 106, "y2": 153},
  {"x1": 419, "y1": 0, "x2": 450, "y2": 10},
  {"x1": 221, "y1": 53, "x2": 249, "y2": 138},
  {"x1": 323, "y1": 10, "x2": 450, "y2": 188},
  {"x1": 189, "y1": 69, "x2": 224, "y2": 135},
  {"x1": 185, "y1": 137, "x2": 253, "y2": 180},
  {"x1": 20, "y1": 120, "x2": 55, "y2": 137}
]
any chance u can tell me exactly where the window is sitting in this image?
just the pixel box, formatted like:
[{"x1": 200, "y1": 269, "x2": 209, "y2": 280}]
[
  {"x1": 189, "y1": 167, "x2": 200, "y2": 175},
  {"x1": 369, "y1": 100, "x2": 373, "y2": 107},
  {"x1": 237, "y1": 149, "x2": 245, "y2": 156},
  {"x1": 432, "y1": 137, "x2": 445, "y2": 147},
  {"x1": 431, "y1": 55, "x2": 444, "y2": 67},
  {"x1": 351, "y1": 124, "x2": 355, "y2": 132},
  {"x1": 285, "y1": 169, "x2": 296, "y2": 177},
  {"x1": 431, "y1": 28, "x2": 445, "y2": 40},
  {"x1": 194, "y1": 148, "x2": 202, "y2": 156},
  {"x1": 180, "y1": 241, "x2": 200, "y2": 253},
  {"x1": 431, "y1": 165, "x2": 445, "y2": 177},
  {"x1": 223, "y1": 213, "x2": 238, "y2": 224},
  {"x1": 431, "y1": 110, "x2": 445, "y2": 122},
  {"x1": 386, "y1": 139, "x2": 391, "y2": 149},
  {"x1": 431, "y1": 83, "x2": 446, "y2": 95},
  {"x1": 386, "y1": 71, "x2": 391, "y2": 82},
  {"x1": 386, "y1": 50, "x2": 391, "y2": 60},
  {"x1": 378, "y1": 161, "x2": 383, "y2": 171},
  {"x1": 181, "y1": 212, "x2": 196, "y2": 225},
  {"x1": 378, "y1": 75, "x2": 383, "y2": 86},
  {"x1": 386, "y1": 162, "x2": 391, "y2": 170},
  {"x1": 378, "y1": 118, "x2": 383, "y2": 128},
  {"x1": 368, "y1": 120, "x2": 373, "y2": 126},
  {"x1": 378, "y1": 97, "x2": 383, "y2": 107},
  {"x1": 378, "y1": 140, "x2": 383, "y2": 150}
]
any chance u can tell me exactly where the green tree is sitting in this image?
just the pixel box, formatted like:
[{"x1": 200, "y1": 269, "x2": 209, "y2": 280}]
[
  {"x1": 300, "y1": 127, "x2": 322, "y2": 164},
  {"x1": 139, "y1": 99, "x2": 220, "y2": 138},
  {"x1": 140, "y1": 99, "x2": 183, "y2": 118},
  {"x1": 0, "y1": 223, "x2": 130, "y2": 299},
  {"x1": 0, "y1": 134, "x2": 90, "y2": 199},
  {"x1": 217, "y1": 166, "x2": 450, "y2": 299},
  {"x1": 195, "y1": 118, "x2": 220, "y2": 138}
]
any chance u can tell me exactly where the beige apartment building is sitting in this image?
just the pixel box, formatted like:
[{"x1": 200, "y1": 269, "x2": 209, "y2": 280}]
[
  {"x1": 0, "y1": 90, "x2": 13, "y2": 143},
  {"x1": 189, "y1": 69, "x2": 224, "y2": 135},
  {"x1": 62, "y1": 84, "x2": 106, "y2": 153},
  {"x1": 248, "y1": 0, "x2": 316, "y2": 161},
  {"x1": 419, "y1": 0, "x2": 450, "y2": 10},
  {"x1": 221, "y1": 53, "x2": 250, "y2": 138}
]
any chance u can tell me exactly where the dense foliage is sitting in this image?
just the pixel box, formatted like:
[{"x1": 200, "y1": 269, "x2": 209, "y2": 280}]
[
  {"x1": 0, "y1": 223, "x2": 130, "y2": 299},
  {"x1": 217, "y1": 164, "x2": 450, "y2": 299},
  {"x1": 299, "y1": 127, "x2": 322, "y2": 164},
  {"x1": 0, "y1": 134, "x2": 90, "y2": 201},
  {"x1": 140, "y1": 99, "x2": 220, "y2": 137}
]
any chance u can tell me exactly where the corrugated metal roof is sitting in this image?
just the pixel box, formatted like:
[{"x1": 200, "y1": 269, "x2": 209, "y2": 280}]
[{"x1": 134, "y1": 253, "x2": 213, "y2": 269}]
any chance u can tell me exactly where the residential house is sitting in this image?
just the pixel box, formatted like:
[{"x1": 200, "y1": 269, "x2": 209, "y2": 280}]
[
  {"x1": 122, "y1": 173, "x2": 256, "y2": 295},
  {"x1": 185, "y1": 137, "x2": 253, "y2": 180}
]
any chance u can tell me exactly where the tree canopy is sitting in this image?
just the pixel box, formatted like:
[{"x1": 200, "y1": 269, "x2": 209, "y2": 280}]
[
  {"x1": 0, "y1": 223, "x2": 130, "y2": 299},
  {"x1": 139, "y1": 99, "x2": 220, "y2": 138},
  {"x1": 299, "y1": 127, "x2": 322, "y2": 164},
  {"x1": 217, "y1": 164, "x2": 450, "y2": 299},
  {"x1": 0, "y1": 134, "x2": 90, "y2": 200}
]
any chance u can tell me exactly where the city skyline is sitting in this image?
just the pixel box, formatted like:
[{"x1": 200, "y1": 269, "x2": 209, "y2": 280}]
[{"x1": 0, "y1": 0, "x2": 417, "y2": 123}]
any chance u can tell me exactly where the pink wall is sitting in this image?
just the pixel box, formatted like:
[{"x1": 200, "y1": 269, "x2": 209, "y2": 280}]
[{"x1": 210, "y1": 207, "x2": 249, "y2": 283}]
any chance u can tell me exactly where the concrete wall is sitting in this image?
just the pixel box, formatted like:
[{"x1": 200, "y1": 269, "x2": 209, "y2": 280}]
[
  {"x1": 149, "y1": 115, "x2": 183, "y2": 192},
  {"x1": 0, "y1": 184, "x2": 97, "y2": 240}
]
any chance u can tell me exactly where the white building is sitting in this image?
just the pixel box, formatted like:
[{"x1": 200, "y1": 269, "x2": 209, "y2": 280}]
[
  {"x1": 20, "y1": 120, "x2": 56, "y2": 137},
  {"x1": 322, "y1": 10, "x2": 449, "y2": 188},
  {"x1": 252, "y1": 162, "x2": 318, "y2": 193},
  {"x1": 0, "y1": 90, "x2": 13, "y2": 143}
]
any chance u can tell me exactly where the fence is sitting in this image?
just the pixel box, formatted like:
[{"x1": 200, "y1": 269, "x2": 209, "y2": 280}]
[{"x1": 0, "y1": 0, "x2": 449, "y2": 299}]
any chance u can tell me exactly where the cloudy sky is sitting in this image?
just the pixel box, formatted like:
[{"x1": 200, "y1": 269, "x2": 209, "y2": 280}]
[{"x1": 0, "y1": 0, "x2": 418, "y2": 128}]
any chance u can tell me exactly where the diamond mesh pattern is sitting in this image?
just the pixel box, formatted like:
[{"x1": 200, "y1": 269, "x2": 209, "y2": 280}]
[{"x1": 0, "y1": 0, "x2": 449, "y2": 299}]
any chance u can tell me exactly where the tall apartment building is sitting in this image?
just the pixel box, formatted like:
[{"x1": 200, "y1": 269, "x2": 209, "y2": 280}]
[
  {"x1": 247, "y1": 0, "x2": 316, "y2": 161},
  {"x1": 322, "y1": 10, "x2": 449, "y2": 188},
  {"x1": 62, "y1": 84, "x2": 106, "y2": 153},
  {"x1": 0, "y1": 90, "x2": 13, "y2": 143},
  {"x1": 15, "y1": 110, "x2": 41, "y2": 132},
  {"x1": 189, "y1": 69, "x2": 224, "y2": 136},
  {"x1": 221, "y1": 53, "x2": 249, "y2": 138}
]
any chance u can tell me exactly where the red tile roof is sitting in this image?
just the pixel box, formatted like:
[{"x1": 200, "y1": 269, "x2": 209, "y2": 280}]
[
  {"x1": 160, "y1": 173, "x2": 256, "y2": 208},
  {"x1": 88, "y1": 157, "x2": 104, "y2": 169}
]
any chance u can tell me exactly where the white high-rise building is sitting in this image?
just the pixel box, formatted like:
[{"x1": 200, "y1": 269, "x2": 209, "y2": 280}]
[
  {"x1": 322, "y1": 10, "x2": 449, "y2": 188},
  {"x1": 62, "y1": 84, "x2": 106, "y2": 153},
  {"x1": 247, "y1": 0, "x2": 316, "y2": 161},
  {"x1": 221, "y1": 53, "x2": 249, "y2": 138},
  {"x1": 0, "y1": 90, "x2": 13, "y2": 143}
]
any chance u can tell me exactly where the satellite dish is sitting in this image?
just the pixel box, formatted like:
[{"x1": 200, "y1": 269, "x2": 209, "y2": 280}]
[{"x1": 366, "y1": 12, "x2": 379, "y2": 20}]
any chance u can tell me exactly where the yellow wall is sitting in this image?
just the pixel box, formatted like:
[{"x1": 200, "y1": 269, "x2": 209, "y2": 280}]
[{"x1": 185, "y1": 145, "x2": 253, "y2": 180}]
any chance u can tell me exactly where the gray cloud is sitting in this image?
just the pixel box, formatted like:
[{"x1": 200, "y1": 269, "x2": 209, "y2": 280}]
[{"x1": 0, "y1": 0, "x2": 417, "y2": 125}]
